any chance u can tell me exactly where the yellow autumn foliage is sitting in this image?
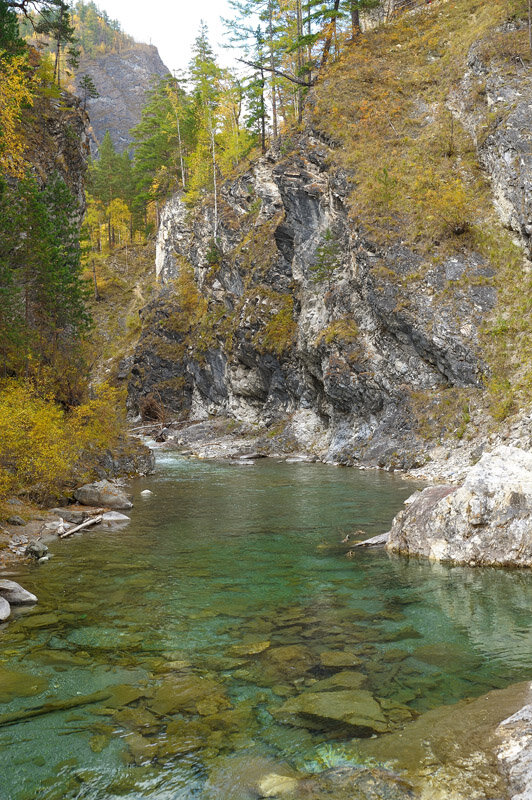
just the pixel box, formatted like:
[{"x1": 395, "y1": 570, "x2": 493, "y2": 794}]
[
  {"x1": 0, "y1": 380, "x2": 125, "y2": 503},
  {"x1": 0, "y1": 52, "x2": 33, "y2": 178}
]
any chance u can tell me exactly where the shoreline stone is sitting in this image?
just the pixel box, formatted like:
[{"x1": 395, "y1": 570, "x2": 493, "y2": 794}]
[
  {"x1": 0, "y1": 580, "x2": 37, "y2": 605},
  {"x1": 74, "y1": 480, "x2": 133, "y2": 510},
  {"x1": 0, "y1": 596, "x2": 10, "y2": 621},
  {"x1": 387, "y1": 446, "x2": 532, "y2": 568}
]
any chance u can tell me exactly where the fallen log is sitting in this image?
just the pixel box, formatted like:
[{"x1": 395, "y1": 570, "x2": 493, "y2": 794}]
[
  {"x1": 59, "y1": 515, "x2": 102, "y2": 539},
  {"x1": 0, "y1": 689, "x2": 112, "y2": 728},
  {"x1": 353, "y1": 532, "x2": 390, "y2": 548}
]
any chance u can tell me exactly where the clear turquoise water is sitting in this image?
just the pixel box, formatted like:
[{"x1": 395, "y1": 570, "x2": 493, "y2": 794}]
[{"x1": 1, "y1": 454, "x2": 532, "y2": 799}]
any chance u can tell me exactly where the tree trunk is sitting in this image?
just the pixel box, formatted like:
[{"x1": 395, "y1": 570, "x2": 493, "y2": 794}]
[
  {"x1": 260, "y1": 68, "x2": 266, "y2": 153},
  {"x1": 92, "y1": 260, "x2": 99, "y2": 300},
  {"x1": 210, "y1": 115, "x2": 218, "y2": 240},
  {"x1": 296, "y1": 0, "x2": 303, "y2": 123},
  {"x1": 268, "y1": 1, "x2": 278, "y2": 138},
  {"x1": 321, "y1": 0, "x2": 341, "y2": 69},
  {"x1": 351, "y1": 1, "x2": 360, "y2": 37}
]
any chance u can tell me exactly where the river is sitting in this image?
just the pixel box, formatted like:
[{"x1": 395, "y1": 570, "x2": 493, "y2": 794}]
[{"x1": 2, "y1": 454, "x2": 532, "y2": 799}]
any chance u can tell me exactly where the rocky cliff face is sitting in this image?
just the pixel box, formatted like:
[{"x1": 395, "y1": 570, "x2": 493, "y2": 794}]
[
  {"x1": 77, "y1": 43, "x2": 169, "y2": 153},
  {"x1": 23, "y1": 91, "x2": 90, "y2": 214},
  {"x1": 129, "y1": 129, "x2": 495, "y2": 468},
  {"x1": 128, "y1": 15, "x2": 532, "y2": 470}
]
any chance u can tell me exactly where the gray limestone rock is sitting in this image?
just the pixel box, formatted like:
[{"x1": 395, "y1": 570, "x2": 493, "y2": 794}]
[
  {"x1": 0, "y1": 596, "x2": 11, "y2": 622},
  {"x1": 77, "y1": 44, "x2": 169, "y2": 154},
  {"x1": 129, "y1": 125, "x2": 492, "y2": 470},
  {"x1": 497, "y1": 703, "x2": 532, "y2": 800},
  {"x1": 0, "y1": 580, "x2": 37, "y2": 605},
  {"x1": 50, "y1": 508, "x2": 87, "y2": 525},
  {"x1": 387, "y1": 446, "x2": 532, "y2": 567},
  {"x1": 25, "y1": 541, "x2": 49, "y2": 559},
  {"x1": 74, "y1": 480, "x2": 133, "y2": 510},
  {"x1": 7, "y1": 516, "x2": 25, "y2": 526}
]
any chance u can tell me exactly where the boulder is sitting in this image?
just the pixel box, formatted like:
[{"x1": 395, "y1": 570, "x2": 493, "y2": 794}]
[
  {"x1": 272, "y1": 688, "x2": 388, "y2": 735},
  {"x1": 25, "y1": 541, "x2": 49, "y2": 559},
  {"x1": 74, "y1": 480, "x2": 133, "y2": 510},
  {"x1": 101, "y1": 511, "x2": 131, "y2": 526},
  {"x1": 496, "y1": 703, "x2": 532, "y2": 800},
  {"x1": 0, "y1": 579, "x2": 37, "y2": 605},
  {"x1": 387, "y1": 446, "x2": 532, "y2": 567},
  {"x1": 50, "y1": 507, "x2": 87, "y2": 524},
  {"x1": 0, "y1": 596, "x2": 10, "y2": 622},
  {"x1": 7, "y1": 515, "x2": 25, "y2": 526}
]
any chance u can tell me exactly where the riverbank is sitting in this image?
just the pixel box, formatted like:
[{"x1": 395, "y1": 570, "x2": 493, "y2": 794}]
[{"x1": 137, "y1": 404, "x2": 532, "y2": 487}]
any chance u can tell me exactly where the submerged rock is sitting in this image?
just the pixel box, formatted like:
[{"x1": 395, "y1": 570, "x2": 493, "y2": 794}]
[
  {"x1": 101, "y1": 511, "x2": 131, "y2": 526},
  {"x1": 272, "y1": 688, "x2": 389, "y2": 736},
  {"x1": 148, "y1": 674, "x2": 230, "y2": 717},
  {"x1": 204, "y1": 755, "x2": 300, "y2": 800},
  {"x1": 297, "y1": 765, "x2": 415, "y2": 800},
  {"x1": 319, "y1": 650, "x2": 363, "y2": 669},
  {"x1": 308, "y1": 670, "x2": 367, "y2": 692},
  {"x1": 387, "y1": 446, "x2": 532, "y2": 567},
  {"x1": 0, "y1": 579, "x2": 37, "y2": 605},
  {"x1": 74, "y1": 480, "x2": 133, "y2": 510},
  {"x1": 0, "y1": 668, "x2": 47, "y2": 702}
]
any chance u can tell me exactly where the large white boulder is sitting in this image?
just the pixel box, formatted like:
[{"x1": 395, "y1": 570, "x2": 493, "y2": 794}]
[
  {"x1": 387, "y1": 446, "x2": 532, "y2": 567},
  {"x1": 0, "y1": 580, "x2": 37, "y2": 605}
]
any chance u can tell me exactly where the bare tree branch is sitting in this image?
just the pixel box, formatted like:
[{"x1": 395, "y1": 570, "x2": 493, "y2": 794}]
[{"x1": 237, "y1": 58, "x2": 315, "y2": 88}]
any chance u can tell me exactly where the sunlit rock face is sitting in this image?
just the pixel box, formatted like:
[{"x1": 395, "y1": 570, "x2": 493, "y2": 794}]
[
  {"x1": 130, "y1": 128, "x2": 494, "y2": 468},
  {"x1": 77, "y1": 43, "x2": 169, "y2": 154}
]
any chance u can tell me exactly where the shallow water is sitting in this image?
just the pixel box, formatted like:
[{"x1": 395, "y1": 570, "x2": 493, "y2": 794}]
[{"x1": 1, "y1": 455, "x2": 532, "y2": 799}]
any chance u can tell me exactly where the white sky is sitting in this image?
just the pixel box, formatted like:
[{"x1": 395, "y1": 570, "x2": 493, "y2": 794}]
[{"x1": 95, "y1": 0, "x2": 239, "y2": 73}]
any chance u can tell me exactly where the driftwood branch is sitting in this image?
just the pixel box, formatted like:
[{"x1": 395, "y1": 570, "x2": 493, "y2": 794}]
[
  {"x1": 237, "y1": 58, "x2": 315, "y2": 88},
  {"x1": 0, "y1": 690, "x2": 112, "y2": 728},
  {"x1": 59, "y1": 515, "x2": 102, "y2": 539}
]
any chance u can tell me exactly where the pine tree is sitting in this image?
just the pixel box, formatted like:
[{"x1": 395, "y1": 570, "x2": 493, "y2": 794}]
[
  {"x1": 0, "y1": 172, "x2": 90, "y2": 393},
  {"x1": 79, "y1": 72, "x2": 98, "y2": 109}
]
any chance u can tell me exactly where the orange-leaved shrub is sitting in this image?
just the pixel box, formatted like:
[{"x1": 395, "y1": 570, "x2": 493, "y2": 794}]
[{"x1": 0, "y1": 380, "x2": 125, "y2": 504}]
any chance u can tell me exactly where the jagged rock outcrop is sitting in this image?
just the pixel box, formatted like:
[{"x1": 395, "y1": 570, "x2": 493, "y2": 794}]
[
  {"x1": 128, "y1": 15, "x2": 532, "y2": 470},
  {"x1": 129, "y1": 129, "x2": 493, "y2": 468},
  {"x1": 24, "y1": 91, "x2": 90, "y2": 214},
  {"x1": 386, "y1": 446, "x2": 532, "y2": 567},
  {"x1": 451, "y1": 31, "x2": 532, "y2": 251},
  {"x1": 77, "y1": 44, "x2": 169, "y2": 152}
]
